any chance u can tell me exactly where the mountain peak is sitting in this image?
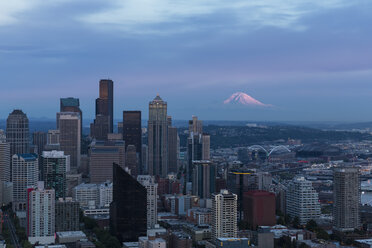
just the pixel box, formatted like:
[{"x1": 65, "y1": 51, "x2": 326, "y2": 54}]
[{"x1": 224, "y1": 92, "x2": 270, "y2": 107}]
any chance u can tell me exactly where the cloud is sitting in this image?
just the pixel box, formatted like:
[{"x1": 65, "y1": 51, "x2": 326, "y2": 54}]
[
  {"x1": 0, "y1": 1, "x2": 41, "y2": 26},
  {"x1": 79, "y1": 0, "x2": 354, "y2": 34}
]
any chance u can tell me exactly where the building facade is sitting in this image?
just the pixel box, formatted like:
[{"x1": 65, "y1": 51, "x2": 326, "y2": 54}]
[
  {"x1": 286, "y1": 176, "x2": 320, "y2": 225},
  {"x1": 211, "y1": 190, "x2": 238, "y2": 242},
  {"x1": 123, "y1": 111, "x2": 142, "y2": 173},
  {"x1": 58, "y1": 112, "x2": 81, "y2": 172},
  {"x1": 148, "y1": 95, "x2": 168, "y2": 178},
  {"x1": 192, "y1": 160, "x2": 216, "y2": 199},
  {"x1": 333, "y1": 167, "x2": 361, "y2": 232},
  {"x1": 137, "y1": 175, "x2": 158, "y2": 229},
  {"x1": 0, "y1": 141, "x2": 10, "y2": 182},
  {"x1": 6, "y1": 109, "x2": 29, "y2": 156},
  {"x1": 55, "y1": 197, "x2": 80, "y2": 232}
]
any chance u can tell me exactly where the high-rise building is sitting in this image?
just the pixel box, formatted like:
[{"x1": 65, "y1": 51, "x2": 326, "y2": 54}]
[
  {"x1": 148, "y1": 95, "x2": 168, "y2": 178},
  {"x1": 60, "y1": 97, "x2": 83, "y2": 140},
  {"x1": 90, "y1": 115, "x2": 110, "y2": 140},
  {"x1": 110, "y1": 163, "x2": 147, "y2": 242},
  {"x1": 6, "y1": 109, "x2": 29, "y2": 156},
  {"x1": 91, "y1": 79, "x2": 114, "y2": 139},
  {"x1": 243, "y1": 190, "x2": 276, "y2": 229},
  {"x1": 55, "y1": 197, "x2": 80, "y2": 232},
  {"x1": 286, "y1": 176, "x2": 320, "y2": 225},
  {"x1": 73, "y1": 181, "x2": 112, "y2": 208},
  {"x1": 0, "y1": 129, "x2": 5, "y2": 142},
  {"x1": 137, "y1": 175, "x2": 158, "y2": 229},
  {"x1": 27, "y1": 182, "x2": 55, "y2": 245},
  {"x1": 123, "y1": 111, "x2": 142, "y2": 173},
  {"x1": 168, "y1": 126, "x2": 179, "y2": 174},
  {"x1": 126, "y1": 145, "x2": 138, "y2": 177},
  {"x1": 47, "y1": 130, "x2": 60, "y2": 145},
  {"x1": 89, "y1": 140, "x2": 125, "y2": 183},
  {"x1": 186, "y1": 116, "x2": 210, "y2": 182},
  {"x1": 32, "y1": 132, "x2": 47, "y2": 157},
  {"x1": 333, "y1": 167, "x2": 360, "y2": 232},
  {"x1": 58, "y1": 112, "x2": 81, "y2": 173},
  {"x1": 41, "y1": 150, "x2": 70, "y2": 199},
  {"x1": 211, "y1": 189, "x2": 238, "y2": 242},
  {"x1": 192, "y1": 160, "x2": 216, "y2": 199},
  {"x1": 142, "y1": 145, "x2": 148, "y2": 174},
  {"x1": 12, "y1": 153, "x2": 38, "y2": 211},
  {"x1": 0, "y1": 141, "x2": 10, "y2": 182}
]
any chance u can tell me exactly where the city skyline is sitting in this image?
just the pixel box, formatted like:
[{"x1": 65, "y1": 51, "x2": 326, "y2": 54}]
[{"x1": 1, "y1": 1, "x2": 372, "y2": 121}]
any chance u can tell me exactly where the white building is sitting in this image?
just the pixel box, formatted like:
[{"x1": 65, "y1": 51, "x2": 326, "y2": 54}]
[
  {"x1": 137, "y1": 175, "x2": 158, "y2": 229},
  {"x1": 73, "y1": 181, "x2": 113, "y2": 208},
  {"x1": 12, "y1": 154, "x2": 38, "y2": 211},
  {"x1": 0, "y1": 141, "x2": 10, "y2": 182},
  {"x1": 98, "y1": 181, "x2": 113, "y2": 207},
  {"x1": 139, "y1": 236, "x2": 166, "y2": 248},
  {"x1": 73, "y1": 183, "x2": 98, "y2": 207},
  {"x1": 211, "y1": 189, "x2": 238, "y2": 242},
  {"x1": 286, "y1": 176, "x2": 321, "y2": 225},
  {"x1": 28, "y1": 182, "x2": 55, "y2": 245}
]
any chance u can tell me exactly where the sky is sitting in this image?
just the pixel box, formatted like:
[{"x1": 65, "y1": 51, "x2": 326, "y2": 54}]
[{"x1": 0, "y1": 0, "x2": 372, "y2": 122}]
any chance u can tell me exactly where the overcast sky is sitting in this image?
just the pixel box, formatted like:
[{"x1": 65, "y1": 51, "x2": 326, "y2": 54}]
[{"x1": 0, "y1": 0, "x2": 372, "y2": 121}]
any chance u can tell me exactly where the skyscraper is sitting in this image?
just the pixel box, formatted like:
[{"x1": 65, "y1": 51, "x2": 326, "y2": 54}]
[
  {"x1": 12, "y1": 153, "x2": 38, "y2": 211},
  {"x1": 60, "y1": 97, "x2": 83, "y2": 140},
  {"x1": 148, "y1": 95, "x2": 168, "y2": 178},
  {"x1": 123, "y1": 111, "x2": 142, "y2": 173},
  {"x1": 211, "y1": 189, "x2": 238, "y2": 242},
  {"x1": 137, "y1": 175, "x2": 158, "y2": 229},
  {"x1": 186, "y1": 116, "x2": 210, "y2": 182},
  {"x1": 58, "y1": 112, "x2": 81, "y2": 172},
  {"x1": 32, "y1": 132, "x2": 47, "y2": 157},
  {"x1": 27, "y1": 182, "x2": 55, "y2": 245},
  {"x1": 89, "y1": 140, "x2": 125, "y2": 183},
  {"x1": 41, "y1": 150, "x2": 70, "y2": 199},
  {"x1": 168, "y1": 126, "x2": 179, "y2": 174},
  {"x1": 55, "y1": 197, "x2": 80, "y2": 232},
  {"x1": 192, "y1": 160, "x2": 216, "y2": 199},
  {"x1": 92, "y1": 79, "x2": 114, "y2": 138},
  {"x1": 0, "y1": 141, "x2": 10, "y2": 182},
  {"x1": 333, "y1": 167, "x2": 360, "y2": 232},
  {"x1": 126, "y1": 145, "x2": 138, "y2": 177},
  {"x1": 110, "y1": 164, "x2": 147, "y2": 242},
  {"x1": 286, "y1": 176, "x2": 320, "y2": 225},
  {"x1": 6, "y1": 109, "x2": 29, "y2": 156}
]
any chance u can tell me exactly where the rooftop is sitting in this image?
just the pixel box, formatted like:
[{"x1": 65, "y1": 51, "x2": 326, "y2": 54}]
[
  {"x1": 61, "y1": 97, "x2": 80, "y2": 107},
  {"x1": 56, "y1": 231, "x2": 86, "y2": 238}
]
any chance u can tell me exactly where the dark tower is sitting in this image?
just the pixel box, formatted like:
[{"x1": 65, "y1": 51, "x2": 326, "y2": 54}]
[
  {"x1": 110, "y1": 163, "x2": 147, "y2": 242},
  {"x1": 60, "y1": 97, "x2": 83, "y2": 139},
  {"x1": 122, "y1": 111, "x2": 142, "y2": 173},
  {"x1": 6, "y1": 109, "x2": 30, "y2": 156},
  {"x1": 96, "y1": 79, "x2": 114, "y2": 133}
]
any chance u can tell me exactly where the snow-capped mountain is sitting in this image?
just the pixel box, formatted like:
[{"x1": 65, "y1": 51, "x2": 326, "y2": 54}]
[{"x1": 223, "y1": 92, "x2": 270, "y2": 107}]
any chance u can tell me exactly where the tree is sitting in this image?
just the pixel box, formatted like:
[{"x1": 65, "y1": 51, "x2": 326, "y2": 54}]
[{"x1": 305, "y1": 220, "x2": 317, "y2": 231}]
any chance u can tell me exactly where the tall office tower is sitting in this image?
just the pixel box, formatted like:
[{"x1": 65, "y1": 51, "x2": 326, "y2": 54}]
[
  {"x1": 148, "y1": 95, "x2": 168, "y2": 178},
  {"x1": 126, "y1": 145, "x2": 138, "y2": 177},
  {"x1": 192, "y1": 161, "x2": 216, "y2": 199},
  {"x1": 202, "y1": 134, "x2": 210, "y2": 160},
  {"x1": 60, "y1": 97, "x2": 83, "y2": 140},
  {"x1": 47, "y1": 130, "x2": 60, "y2": 145},
  {"x1": 110, "y1": 163, "x2": 147, "y2": 242},
  {"x1": 12, "y1": 154, "x2": 38, "y2": 211},
  {"x1": 189, "y1": 115, "x2": 203, "y2": 134},
  {"x1": 142, "y1": 145, "x2": 148, "y2": 174},
  {"x1": 58, "y1": 112, "x2": 81, "y2": 173},
  {"x1": 32, "y1": 132, "x2": 47, "y2": 157},
  {"x1": 0, "y1": 129, "x2": 5, "y2": 142},
  {"x1": 211, "y1": 189, "x2": 238, "y2": 242},
  {"x1": 137, "y1": 175, "x2": 158, "y2": 229},
  {"x1": 90, "y1": 115, "x2": 110, "y2": 140},
  {"x1": 55, "y1": 197, "x2": 80, "y2": 232},
  {"x1": 123, "y1": 111, "x2": 142, "y2": 173},
  {"x1": 186, "y1": 116, "x2": 210, "y2": 182},
  {"x1": 89, "y1": 140, "x2": 125, "y2": 183},
  {"x1": 333, "y1": 167, "x2": 361, "y2": 232},
  {"x1": 41, "y1": 150, "x2": 70, "y2": 199},
  {"x1": 27, "y1": 182, "x2": 55, "y2": 245},
  {"x1": 168, "y1": 126, "x2": 179, "y2": 174},
  {"x1": 6, "y1": 110, "x2": 29, "y2": 156},
  {"x1": 92, "y1": 79, "x2": 114, "y2": 137},
  {"x1": 0, "y1": 141, "x2": 11, "y2": 182},
  {"x1": 286, "y1": 176, "x2": 320, "y2": 225}
]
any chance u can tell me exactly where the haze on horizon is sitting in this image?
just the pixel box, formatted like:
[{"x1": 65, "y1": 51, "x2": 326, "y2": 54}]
[{"x1": 0, "y1": 0, "x2": 372, "y2": 122}]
